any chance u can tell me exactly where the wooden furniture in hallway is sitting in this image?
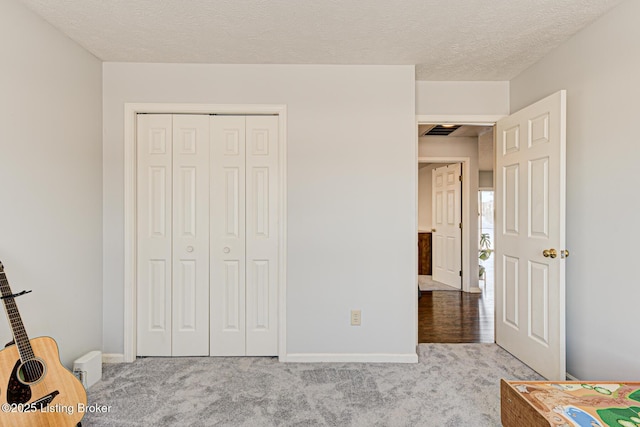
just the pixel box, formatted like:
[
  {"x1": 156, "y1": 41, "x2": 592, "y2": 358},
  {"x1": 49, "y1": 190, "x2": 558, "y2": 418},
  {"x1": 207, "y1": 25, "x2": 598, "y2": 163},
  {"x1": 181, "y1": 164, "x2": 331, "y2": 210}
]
[{"x1": 418, "y1": 232, "x2": 432, "y2": 275}]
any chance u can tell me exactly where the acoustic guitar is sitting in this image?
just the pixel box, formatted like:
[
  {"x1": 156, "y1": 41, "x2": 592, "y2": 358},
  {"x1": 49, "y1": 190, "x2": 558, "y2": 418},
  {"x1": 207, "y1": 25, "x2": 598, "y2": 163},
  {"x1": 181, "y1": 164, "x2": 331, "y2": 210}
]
[{"x1": 0, "y1": 261, "x2": 86, "y2": 427}]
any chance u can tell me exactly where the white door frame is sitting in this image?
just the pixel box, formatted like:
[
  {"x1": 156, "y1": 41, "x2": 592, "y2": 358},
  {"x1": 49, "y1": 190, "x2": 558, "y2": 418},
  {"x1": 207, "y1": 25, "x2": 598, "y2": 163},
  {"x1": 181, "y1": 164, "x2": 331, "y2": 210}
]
[
  {"x1": 417, "y1": 115, "x2": 505, "y2": 294},
  {"x1": 123, "y1": 103, "x2": 288, "y2": 363}
]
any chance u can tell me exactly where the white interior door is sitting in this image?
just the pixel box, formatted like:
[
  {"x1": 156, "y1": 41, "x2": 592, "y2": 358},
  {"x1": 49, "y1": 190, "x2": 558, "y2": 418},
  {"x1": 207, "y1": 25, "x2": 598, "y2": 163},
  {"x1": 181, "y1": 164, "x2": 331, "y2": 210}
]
[
  {"x1": 137, "y1": 114, "x2": 210, "y2": 357},
  {"x1": 210, "y1": 115, "x2": 279, "y2": 356},
  {"x1": 171, "y1": 115, "x2": 210, "y2": 356},
  {"x1": 245, "y1": 116, "x2": 279, "y2": 356},
  {"x1": 138, "y1": 113, "x2": 279, "y2": 358},
  {"x1": 495, "y1": 90, "x2": 566, "y2": 380},
  {"x1": 137, "y1": 114, "x2": 173, "y2": 356},
  {"x1": 210, "y1": 116, "x2": 247, "y2": 356},
  {"x1": 431, "y1": 163, "x2": 462, "y2": 289}
]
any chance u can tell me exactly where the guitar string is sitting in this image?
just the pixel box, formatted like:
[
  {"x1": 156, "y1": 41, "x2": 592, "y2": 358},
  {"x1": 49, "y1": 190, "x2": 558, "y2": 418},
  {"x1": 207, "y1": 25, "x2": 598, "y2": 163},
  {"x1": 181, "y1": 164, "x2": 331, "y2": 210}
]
[
  {"x1": 0, "y1": 272, "x2": 41, "y2": 382},
  {"x1": 5, "y1": 295, "x2": 39, "y2": 382},
  {"x1": 0, "y1": 279, "x2": 33, "y2": 381},
  {"x1": 0, "y1": 273, "x2": 34, "y2": 382}
]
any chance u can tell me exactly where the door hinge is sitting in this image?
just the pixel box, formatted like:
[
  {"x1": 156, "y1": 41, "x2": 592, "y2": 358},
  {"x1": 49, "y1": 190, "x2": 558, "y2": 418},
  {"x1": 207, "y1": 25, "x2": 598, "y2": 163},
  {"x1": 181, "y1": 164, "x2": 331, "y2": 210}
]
[
  {"x1": 459, "y1": 175, "x2": 462, "y2": 182},
  {"x1": 459, "y1": 223, "x2": 462, "y2": 229},
  {"x1": 459, "y1": 271, "x2": 462, "y2": 277}
]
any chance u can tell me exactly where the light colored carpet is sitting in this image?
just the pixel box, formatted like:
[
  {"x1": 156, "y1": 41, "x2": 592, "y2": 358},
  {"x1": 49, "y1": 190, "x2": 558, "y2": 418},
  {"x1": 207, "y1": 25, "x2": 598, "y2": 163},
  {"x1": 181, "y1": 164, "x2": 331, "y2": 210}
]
[
  {"x1": 83, "y1": 344, "x2": 542, "y2": 426},
  {"x1": 418, "y1": 275, "x2": 460, "y2": 291}
]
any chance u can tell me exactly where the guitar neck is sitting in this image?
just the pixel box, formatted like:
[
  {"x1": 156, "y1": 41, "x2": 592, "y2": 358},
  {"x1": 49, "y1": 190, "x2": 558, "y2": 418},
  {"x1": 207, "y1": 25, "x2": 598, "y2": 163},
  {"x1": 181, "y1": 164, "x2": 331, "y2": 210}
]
[{"x1": 0, "y1": 270, "x2": 35, "y2": 362}]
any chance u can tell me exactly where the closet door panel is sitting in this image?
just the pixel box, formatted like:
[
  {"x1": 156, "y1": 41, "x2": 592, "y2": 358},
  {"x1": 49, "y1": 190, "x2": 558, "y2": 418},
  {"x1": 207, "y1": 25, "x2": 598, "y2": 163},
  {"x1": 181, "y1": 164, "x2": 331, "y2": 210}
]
[
  {"x1": 137, "y1": 114, "x2": 173, "y2": 356},
  {"x1": 245, "y1": 116, "x2": 279, "y2": 356},
  {"x1": 172, "y1": 115, "x2": 210, "y2": 356},
  {"x1": 210, "y1": 116, "x2": 247, "y2": 356}
]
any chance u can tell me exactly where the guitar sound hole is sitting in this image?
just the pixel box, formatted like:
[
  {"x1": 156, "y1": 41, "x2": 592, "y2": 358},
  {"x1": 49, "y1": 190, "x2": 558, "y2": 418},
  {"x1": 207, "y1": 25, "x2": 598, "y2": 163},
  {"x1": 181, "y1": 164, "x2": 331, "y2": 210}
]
[{"x1": 18, "y1": 358, "x2": 46, "y2": 385}]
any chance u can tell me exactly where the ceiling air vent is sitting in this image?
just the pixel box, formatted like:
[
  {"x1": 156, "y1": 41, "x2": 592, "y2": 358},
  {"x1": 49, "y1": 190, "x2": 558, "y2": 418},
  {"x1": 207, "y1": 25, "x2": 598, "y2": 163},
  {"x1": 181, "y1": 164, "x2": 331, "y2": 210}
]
[{"x1": 425, "y1": 125, "x2": 461, "y2": 136}]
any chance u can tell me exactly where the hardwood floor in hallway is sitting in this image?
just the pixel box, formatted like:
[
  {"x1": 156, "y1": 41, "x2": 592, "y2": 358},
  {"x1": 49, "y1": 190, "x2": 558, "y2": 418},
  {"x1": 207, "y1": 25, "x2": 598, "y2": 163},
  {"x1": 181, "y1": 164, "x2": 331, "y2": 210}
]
[{"x1": 418, "y1": 265, "x2": 494, "y2": 344}]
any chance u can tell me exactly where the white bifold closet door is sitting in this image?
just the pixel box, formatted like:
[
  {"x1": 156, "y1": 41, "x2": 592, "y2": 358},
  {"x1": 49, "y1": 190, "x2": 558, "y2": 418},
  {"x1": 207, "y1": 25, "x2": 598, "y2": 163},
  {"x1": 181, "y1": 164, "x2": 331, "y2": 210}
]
[
  {"x1": 210, "y1": 115, "x2": 279, "y2": 356},
  {"x1": 137, "y1": 113, "x2": 279, "y2": 357},
  {"x1": 137, "y1": 114, "x2": 210, "y2": 357}
]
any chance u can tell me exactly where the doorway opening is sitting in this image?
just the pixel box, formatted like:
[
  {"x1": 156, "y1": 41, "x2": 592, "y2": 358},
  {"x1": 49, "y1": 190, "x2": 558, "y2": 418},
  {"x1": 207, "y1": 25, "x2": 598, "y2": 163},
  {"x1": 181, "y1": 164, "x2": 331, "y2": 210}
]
[
  {"x1": 417, "y1": 122, "x2": 495, "y2": 344},
  {"x1": 417, "y1": 91, "x2": 567, "y2": 378}
]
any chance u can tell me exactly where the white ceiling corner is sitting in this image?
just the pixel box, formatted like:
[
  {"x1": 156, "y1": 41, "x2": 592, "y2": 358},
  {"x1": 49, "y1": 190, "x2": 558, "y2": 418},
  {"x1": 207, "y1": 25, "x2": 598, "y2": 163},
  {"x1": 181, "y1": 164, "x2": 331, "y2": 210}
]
[{"x1": 19, "y1": 0, "x2": 624, "y2": 80}]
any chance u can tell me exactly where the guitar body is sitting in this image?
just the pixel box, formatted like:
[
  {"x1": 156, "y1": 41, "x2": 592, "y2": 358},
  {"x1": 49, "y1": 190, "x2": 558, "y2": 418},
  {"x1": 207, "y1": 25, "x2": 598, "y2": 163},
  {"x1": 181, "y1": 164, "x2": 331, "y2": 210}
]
[{"x1": 0, "y1": 336, "x2": 86, "y2": 427}]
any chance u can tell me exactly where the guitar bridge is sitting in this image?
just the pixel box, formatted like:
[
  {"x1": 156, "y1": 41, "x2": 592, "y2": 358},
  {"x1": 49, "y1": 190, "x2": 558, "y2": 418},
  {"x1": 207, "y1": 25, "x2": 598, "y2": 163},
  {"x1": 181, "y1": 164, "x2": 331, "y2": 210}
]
[{"x1": 30, "y1": 390, "x2": 60, "y2": 410}]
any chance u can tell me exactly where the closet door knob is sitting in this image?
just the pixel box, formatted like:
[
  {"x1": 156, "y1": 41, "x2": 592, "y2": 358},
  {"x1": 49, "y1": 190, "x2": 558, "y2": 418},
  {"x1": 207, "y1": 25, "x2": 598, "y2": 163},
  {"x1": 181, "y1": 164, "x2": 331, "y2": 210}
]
[
  {"x1": 186, "y1": 246, "x2": 194, "y2": 253},
  {"x1": 223, "y1": 247, "x2": 230, "y2": 254}
]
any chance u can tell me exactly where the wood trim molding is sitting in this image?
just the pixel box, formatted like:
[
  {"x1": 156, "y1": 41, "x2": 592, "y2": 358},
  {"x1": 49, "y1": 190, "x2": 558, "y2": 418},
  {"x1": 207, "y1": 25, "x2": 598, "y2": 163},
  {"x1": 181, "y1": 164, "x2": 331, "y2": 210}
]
[
  {"x1": 416, "y1": 114, "x2": 506, "y2": 125},
  {"x1": 102, "y1": 353, "x2": 125, "y2": 364},
  {"x1": 283, "y1": 353, "x2": 419, "y2": 363}
]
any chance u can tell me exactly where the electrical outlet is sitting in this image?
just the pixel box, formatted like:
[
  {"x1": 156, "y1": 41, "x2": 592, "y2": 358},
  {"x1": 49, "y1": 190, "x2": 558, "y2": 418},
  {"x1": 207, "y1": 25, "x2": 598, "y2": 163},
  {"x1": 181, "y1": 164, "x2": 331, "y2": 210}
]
[{"x1": 351, "y1": 309, "x2": 361, "y2": 326}]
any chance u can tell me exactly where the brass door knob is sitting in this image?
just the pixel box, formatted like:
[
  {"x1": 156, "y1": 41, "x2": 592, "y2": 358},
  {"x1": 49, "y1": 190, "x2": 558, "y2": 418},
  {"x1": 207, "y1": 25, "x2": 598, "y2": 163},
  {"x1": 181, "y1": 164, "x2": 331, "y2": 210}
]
[
  {"x1": 561, "y1": 249, "x2": 570, "y2": 258},
  {"x1": 542, "y1": 249, "x2": 557, "y2": 259},
  {"x1": 431, "y1": 228, "x2": 436, "y2": 232}
]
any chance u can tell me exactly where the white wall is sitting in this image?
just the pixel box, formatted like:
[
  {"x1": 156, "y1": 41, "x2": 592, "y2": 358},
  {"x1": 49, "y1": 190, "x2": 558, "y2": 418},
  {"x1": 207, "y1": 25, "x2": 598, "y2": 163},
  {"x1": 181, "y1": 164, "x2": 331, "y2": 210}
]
[
  {"x1": 418, "y1": 164, "x2": 436, "y2": 231},
  {"x1": 0, "y1": 0, "x2": 102, "y2": 367},
  {"x1": 479, "y1": 171, "x2": 494, "y2": 189},
  {"x1": 510, "y1": 0, "x2": 640, "y2": 380},
  {"x1": 418, "y1": 137, "x2": 479, "y2": 285},
  {"x1": 478, "y1": 129, "x2": 494, "y2": 173},
  {"x1": 416, "y1": 81, "x2": 509, "y2": 116},
  {"x1": 103, "y1": 63, "x2": 417, "y2": 358}
]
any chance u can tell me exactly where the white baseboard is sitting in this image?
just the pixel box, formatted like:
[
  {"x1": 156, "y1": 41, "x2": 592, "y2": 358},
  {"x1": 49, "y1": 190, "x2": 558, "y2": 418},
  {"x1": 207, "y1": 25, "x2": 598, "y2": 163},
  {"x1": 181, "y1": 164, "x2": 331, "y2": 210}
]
[
  {"x1": 469, "y1": 286, "x2": 482, "y2": 294},
  {"x1": 566, "y1": 372, "x2": 580, "y2": 381},
  {"x1": 102, "y1": 353, "x2": 125, "y2": 364},
  {"x1": 281, "y1": 353, "x2": 418, "y2": 363},
  {"x1": 103, "y1": 352, "x2": 418, "y2": 363}
]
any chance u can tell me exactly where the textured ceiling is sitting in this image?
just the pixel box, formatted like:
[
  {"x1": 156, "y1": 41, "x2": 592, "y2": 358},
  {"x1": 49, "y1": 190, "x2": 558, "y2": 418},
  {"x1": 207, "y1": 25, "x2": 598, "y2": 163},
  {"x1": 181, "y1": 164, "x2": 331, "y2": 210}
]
[{"x1": 20, "y1": 0, "x2": 623, "y2": 80}]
